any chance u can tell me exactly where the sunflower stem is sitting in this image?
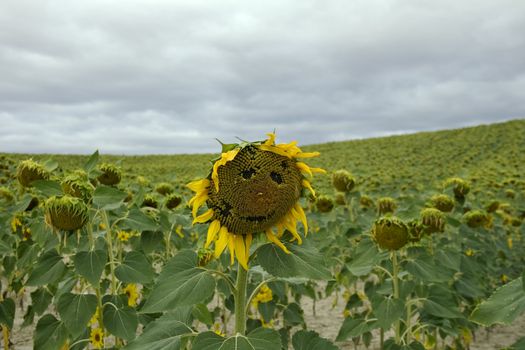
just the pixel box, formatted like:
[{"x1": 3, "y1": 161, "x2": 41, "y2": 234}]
[
  {"x1": 234, "y1": 264, "x2": 248, "y2": 335},
  {"x1": 101, "y1": 211, "x2": 117, "y2": 295},
  {"x1": 392, "y1": 251, "x2": 401, "y2": 344}
]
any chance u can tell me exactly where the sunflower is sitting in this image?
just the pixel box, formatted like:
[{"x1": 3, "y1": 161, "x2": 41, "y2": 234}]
[
  {"x1": 89, "y1": 327, "x2": 104, "y2": 349},
  {"x1": 188, "y1": 133, "x2": 325, "y2": 270},
  {"x1": 123, "y1": 283, "x2": 140, "y2": 307}
]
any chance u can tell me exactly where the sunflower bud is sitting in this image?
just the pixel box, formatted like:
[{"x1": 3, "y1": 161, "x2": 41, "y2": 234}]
[
  {"x1": 429, "y1": 194, "x2": 454, "y2": 213},
  {"x1": 505, "y1": 189, "x2": 515, "y2": 199},
  {"x1": 155, "y1": 182, "x2": 174, "y2": 196},
  {"x1": 485, "y1": 200, "x2": 500, "y2": 213},
  {"x1": 141, "y1": 194, "x2": 158, "y2": 208},
  {"x1": 372, "y1": 216, "x2": 409, "y2": 250},
  {"x1": 62, "y1": 172, "x2": 93, "y2": 202},
  {"x1": 97, "y1": 163, "x2": 122, "y2": 186},
  {"x1": 16, "y1": 159, "x2": 50, "y2": 187},
  {"x1": 407, "y1": 219, "x2": 424, "y2": 243},
  {"x1": 420, "y1": 208, "x2": 446, "y2": 234},
  {"x1": 316, "y1": 195, "x2": 334, "y2": 213},
  {"x1": 165, "y1": 193, "x2": 182, "y2": 210},
  {"x1": 45, "y1": 195, "x2": 89, "y2": 231},
  {"x1": 359, "y1": 195, "x2": 374, "y2": 209},
  {"x1": 334, "y1": 193, "x2": 346, "y2": 205},
  {"x1": 332, "y1": 170, "x2": 355, "y2": 193},
  {"x1": 463, "y1": 210, "x2": 490, "y2": 228},
  {"x1": 377, "y1": 197, "x2": 397, "y2": 215},
  {"x1": 444, "y1": 177, "x2": 470, "y2": 201}
]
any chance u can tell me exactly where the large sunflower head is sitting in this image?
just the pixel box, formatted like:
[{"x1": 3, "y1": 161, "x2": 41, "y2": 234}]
[
  {"x1": 187, "y1": 133, "x2": 325, "y2": 269},
  {"x1": 16, "y1": 159, "x2": 50, "y2": 187}
]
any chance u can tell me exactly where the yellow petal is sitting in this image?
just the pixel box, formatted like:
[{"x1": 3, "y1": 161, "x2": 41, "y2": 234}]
[
  {"x1": 283, "y1": 216, "x2": 302, "y2": 244},
  {"x1": 227, "y1": 234, "x2": 235, "y2": 265},
  {"x1": 187, "y1": 178, "x2": 210, "y2": 193},
  {"x1": 295, "y1": 152, "x2": 320, "y2": 158},
  {"x1": 310, "y1": 167, "x2": 326, "y2": 174},
  {"x1": 205, "y1": 220, "x2": 221, "y2": 248},
  {"x1": 264, "y1": 133, "x2": 276, "y2": 146},
  {"x1": 294, "y1": 203, "x2": 308, "y2": 235},
  {"x1": 266, "y1": 229, "x2": 290, "y2": 254},
  {"x1": 275, "y1": 223, "x2": 285, "y2": 238},
  {"x1": 191, "y1": 192, "x2": 209, "y2": 218},
  {"x1": 193, "y1": 209, "x2": 214, "y2": 225},
  {"x1": 258, "y1": 144, "x2": 292, "y2": 158},
  {"x1": 245, "y1": 233, "x2": 253, "y2": 259},
  {"x1": 296, "y1": 162, "x2": 313, "y2": 177},
  {"x1": 302, "y1": 179, "x2": 316, "y2": 198},
  {"x1": 212, "y1": 149, "x2": 239, "y2": 192},
  {"x1": 234, "y1": 235, "x2": 248, "y2": 270},
  {"x1": 214, "y1": 226, "x2": 229, "y2": 258}
]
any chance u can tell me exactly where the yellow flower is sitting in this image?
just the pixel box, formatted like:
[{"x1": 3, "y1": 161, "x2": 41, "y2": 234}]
[
  {"x1": 213, "y1": 323, "x2": 225, "y2": 337},
  {"x1": 252, "y1": 284, "x2": 273, "y2": 307},
  {"x1": 89, "y1": 328, "x2": 104, "y2": 349},
  {"x1": 88, "y1": 307, "x2": 100, "y2": 326},
  {"x1": 187, "y1": 133, "x2": 324, "y2": 270},
  {"x1": 99, "y1": 223, "x2": 106, "y2": 230},
  {"x1": 343, "y1": 309, "x2": 351, "y2": 318},
  {"x1": 123, "y1": 284, "x2": 140, "y2": 307},
  {"x1": 261, "y1": 318, "x2": 275, "y2": 328},
  {"x1": 117, "y1": 230, "x2": 131, "y2": 242},
  {"x1": 501, "y1": 274, "x2": 508, "y2": 283},
  {"x1": 465, "y1": 248, "x2": 474, "y2": 257},
  {"x1": 175, "y1": 224, "x2": 184, "y2": 238},
  {"x1": 11, "y1": 216, "x2": 22, "y2": 233},
  {"x1": 507, "y1": 236, "x2": 513, "y2": 249}
]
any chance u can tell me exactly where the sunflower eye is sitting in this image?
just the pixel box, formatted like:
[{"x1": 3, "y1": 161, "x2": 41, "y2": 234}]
[
  {"x1": 240, "y1": 168, "x2": 256, "y2": 179},
  {"x1": 270, "y1": 171, "x2": 283, "y2": 184}
]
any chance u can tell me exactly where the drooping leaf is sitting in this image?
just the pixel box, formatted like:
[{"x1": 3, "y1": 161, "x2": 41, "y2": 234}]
[
  {"x1": 115, "y1": 251, "x2": 155, "y2": 284},
  {"x1": 336, "y1": 317, "x2": 374, "y2": 341},
  {"x1": 73, "y1": 249, "x2": 107, "y2": 286},
  {"x1": 470, "y1": 277, "x2": 525, "y2": 326},
  {"x1": 347, "y1": 238, "x2": 386, "y2": 276},
  {"x1": 34, "y1": 314, "x2": 68, "y2": 350},
  {"x1": 26, "y1": 249, "x2": 67, "y2": 286},
  {"x1": 124, "y1": 208, "x2": 158, "y2": 232},
  {"x1": 32, "y1": 180, "x2": 63, "y2": 197},
  {"x1": 103, "y1": 302, "x2": 138, "y2": 341},
  {"x1": 0, "y1": 298, "x2": 15, "y2": 329},
  {"x1": 57, "y1": 293, "x2": 97, "y2": 337},
  {"x1": 292, "y1": 330, "x2": 339, "y2": 350},
  {"x1": 374, "y1": 297, "x2": 404, "y2": 329},
  {"x1": 92, "y1": 185, "x2": 127, "y2": 210}
]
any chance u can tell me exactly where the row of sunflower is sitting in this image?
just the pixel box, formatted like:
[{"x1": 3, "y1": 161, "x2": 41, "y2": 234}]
[{"x1": 0, "y1": 130, "x2": 524, "y2": 350}]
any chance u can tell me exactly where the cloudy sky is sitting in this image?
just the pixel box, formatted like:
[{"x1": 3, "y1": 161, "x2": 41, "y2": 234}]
[{"x1": 1, "y1": 0, "x2": 524, "y2": 154}]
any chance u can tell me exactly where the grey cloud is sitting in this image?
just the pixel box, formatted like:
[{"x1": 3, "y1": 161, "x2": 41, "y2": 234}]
[{"x1": 1, "y1": 0, "x2": 524, "y2": 154}]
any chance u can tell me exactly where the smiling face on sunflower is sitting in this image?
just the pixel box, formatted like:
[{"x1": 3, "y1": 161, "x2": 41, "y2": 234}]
[{"x1": 188, "y1": 133, "x2": 325, "y2": 270}]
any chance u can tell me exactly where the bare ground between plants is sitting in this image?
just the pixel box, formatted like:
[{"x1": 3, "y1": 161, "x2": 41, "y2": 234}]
[{"x1": 6, "y1": 292, "x2": 525, "y2": 350}]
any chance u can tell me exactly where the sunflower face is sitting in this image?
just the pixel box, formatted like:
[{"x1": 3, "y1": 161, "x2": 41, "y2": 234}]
[
  {"x1": 188, "y1": 133, "x2": 325, "y2": 269},
  {"x1": 372, "y1": 216, "x2": 409, "y2": 251},
  {"x1": 207, "y1": 146, "x2": 302, "y2": 236},
  {"x1": 45, "y1": 195, "x2": 89, "y2": 231}
]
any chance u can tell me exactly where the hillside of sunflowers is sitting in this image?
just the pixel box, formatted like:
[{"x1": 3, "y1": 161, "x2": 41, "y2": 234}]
[{"x1": 0, "y1": 119, "x2": 524, "y2": 350}]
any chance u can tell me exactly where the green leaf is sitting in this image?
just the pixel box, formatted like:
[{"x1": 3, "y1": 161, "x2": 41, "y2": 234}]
[
  {"x1": 405, "y1": 257, "x2": 452, "y2": 283},
  {"x1": 57, "y1": 293, "x2": 97, "y2": 337},
  {"x1": 26, "y1": 250, "x2": 67, "y2": 286},
  {"x1": 141, "y1": 250, "x2": 215, "y2": 313},
  {"x1": 256, "y1": 240, "x2": 331, "y2": 280},
  {"x1": 32, "y1": 180, "x2": 63, "y2": 197},
  {"x1": 522, "y1": 271, "x2": 525, "y2": 292},
  {"x1": 92, "y1": 185, "x2": 127, "y2": 210},
  {"x1": 192, "y1": 304, "x2": 213, "y2": 326},
  {"x1": 73, "y1": 249, "x2": 108, "y2": 286},
  {"x1": 42, "y1": 159, "x2": 59, "y2": 172},
  {"x1": 292, "y1": 330, "x2": 339, "y2": 350},
  {"x1": 347, "y1": 238, "x2": 386, "y2": 276},
  {"x1": 103, "y1": 303, "x2": 138, "y2": 341},
  {"x1": 12, "y1": 194, "x2": 33, "y2": 213},
  {"x1": 84, "y1": 150, "x2": 99, "y2": 173},
  {"x1": 470, "y1": 277, "x2": 525, "y2": 326},
  {"x1": 336, "y1": 317, "x2": 372, "y2": 341},
  {"x1": 31, "y1": 288, "x2": 53, "y2": 315},
  {"x1": 0, "y1": 298, "x2": 15, "y2": 329},
  {"x1": 192, "y1": 327, "x2": 281, "y2": 350},
  {"x1": 115, "y1": 251, "x2": 155, "y2": 284},
  {"x1": 374, "y1": 297, "x2": 404, "y2": 329},
  {"x1": 124, "y1": 311, "x2": 194, "y2": 350},
  {"x1": 423, "y1": 299, "x2": 463, "y2": 319},
  {"x1": 284, "y1": 303, "x2": 304, "y2": 327},
  {"x1": 124, "y1": 208, "x2": 158, "y2": 231},
  {"x1": 34, "y1": 314, "x2": 68, "y2": 350}
]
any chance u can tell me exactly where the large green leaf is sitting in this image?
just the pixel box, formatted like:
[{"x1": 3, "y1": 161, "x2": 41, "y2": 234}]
[
  {"x1": 115, "y1": 251, "x2": 155, "y2": 284},
  {"x1": 336, "y1": 317, "x2": 374, "y2": 341},
  {"x1": 83, "y1": 150, "x2": 99, "y2": 173},
  {"x1": 0, "y1": 298, "x2": 15, "y2": 329},
  {"x1": 470, "y1": 277, "x2": 525, "y2": 326},
  {"x1": 57, "y1": 293, "x2": 97, "y2": 337},
  {"x1": 374, "y1": 297, "x2": 404, "y2": 329},
  {"x1": 405, "y1": 257, "x2": 452, "y2": 283},
  {"x1": 103, "y1": 302, "x2": 138, "y2": 341},
  {"x1": 34, "y1": 314, "x2": 68, "y2": 350},
  {"x1": 93, "y1": 185, "x2": 127, "y2": 210},
  {"x1": 124, "y1": 208, "x2": 158, "y2": 231},
  {"x1": 32, "y1": 180, "x2": 63, "y2": 197},
  {"x1": 292, "y1": 330, "x2": 339, "y2": 350},
  {"x1": 73, "y1": 249, "x2": 107, "y2": 286},
  {"x1": 26, "y1": 250, "x2": 67, "y2": 286},
  {"x1": 256, "y1": 240, "x2": 331, "y2": 280},
  {"x1": 31, "y1": 288, "x2": 53, "y2": 315},
  {"x1": 347, "y1": 238, "x2": 386, "y2": 276},
  {"x1": 192, "y1": 327, "x2": 281, "y2": 350},
  {"x1": 124, "y1": 311, "x2": 194, "y2": 350},
  {"x1": 141, "y1": 250, "x2": 215, "y2": 313},
  {"x1": 423, "y1": 299, "x2": 463, "y2": 319}
]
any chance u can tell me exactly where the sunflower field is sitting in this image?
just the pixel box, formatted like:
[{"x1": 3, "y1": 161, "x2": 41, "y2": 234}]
[{"x1": 0, "y1": 120, "x2": 524, "y2": 350}]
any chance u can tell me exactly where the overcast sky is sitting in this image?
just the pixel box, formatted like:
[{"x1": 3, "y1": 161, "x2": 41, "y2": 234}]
[{"x1": 1, "y1": 0, "x2": 524, "y2": 154}]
